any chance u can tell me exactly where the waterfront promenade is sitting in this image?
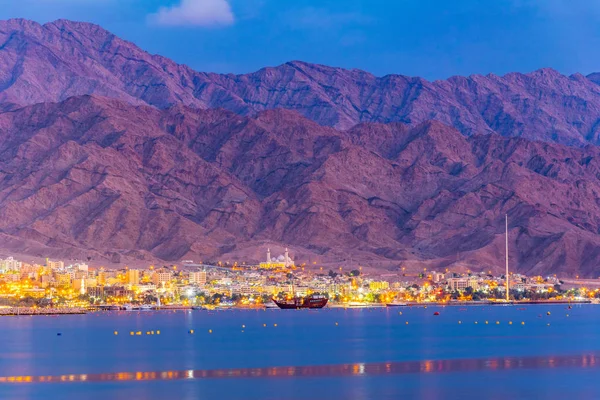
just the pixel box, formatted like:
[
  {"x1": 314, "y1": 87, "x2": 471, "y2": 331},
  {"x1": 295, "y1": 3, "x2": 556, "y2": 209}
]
[{"x1": 0, "y1": 307, "x2": 87, "y2": 316}]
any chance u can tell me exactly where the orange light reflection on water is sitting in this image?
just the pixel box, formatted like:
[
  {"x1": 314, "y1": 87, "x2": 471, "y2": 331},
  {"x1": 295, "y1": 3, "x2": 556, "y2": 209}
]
[{"x1": 0, "y1": 353, "x2": 598, "y2": 384}]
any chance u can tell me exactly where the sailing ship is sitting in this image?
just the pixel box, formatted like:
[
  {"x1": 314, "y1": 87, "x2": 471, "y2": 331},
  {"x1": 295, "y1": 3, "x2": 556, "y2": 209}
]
[{"x1": 272, "y1": 294, "x2": 328, "y2": 309}]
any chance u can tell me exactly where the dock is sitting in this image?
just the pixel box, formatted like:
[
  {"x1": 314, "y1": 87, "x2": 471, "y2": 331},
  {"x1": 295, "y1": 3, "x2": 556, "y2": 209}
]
[{"x1": 0, "y1": 307, "x2": 88, "y2": 316}]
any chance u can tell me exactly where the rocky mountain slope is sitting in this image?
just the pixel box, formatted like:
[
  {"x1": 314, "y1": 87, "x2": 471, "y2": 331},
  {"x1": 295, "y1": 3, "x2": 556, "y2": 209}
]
[
  {"x1": 2, "y1": 19, "x2": 600, "y2": 147},
  {"x1": 1, "y1": 95, "x2": 600, "y2": 276}
]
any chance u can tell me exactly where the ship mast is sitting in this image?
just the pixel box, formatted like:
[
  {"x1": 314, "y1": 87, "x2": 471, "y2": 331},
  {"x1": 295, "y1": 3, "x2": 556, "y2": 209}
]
[{"x1": 505, "y1": 214, "x2": 509, "y2": 302}]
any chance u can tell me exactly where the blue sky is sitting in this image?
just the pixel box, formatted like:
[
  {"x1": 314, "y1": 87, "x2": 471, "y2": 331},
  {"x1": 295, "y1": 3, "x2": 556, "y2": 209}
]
[{"x1": 1, "y1": 0, "x2": 599, "y2": 79}]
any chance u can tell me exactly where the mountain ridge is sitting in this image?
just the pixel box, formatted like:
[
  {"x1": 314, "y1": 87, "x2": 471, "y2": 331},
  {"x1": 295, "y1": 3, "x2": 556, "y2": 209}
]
[
  {"x1": 0, "y1": 94, "x2": 599, "y2": 276},
  {"x1": 2, "y1": 19, "x2": 600, "y2": 276},
  {"x1": 2, "y1": 19, "x2": 600, "y2": 146}
]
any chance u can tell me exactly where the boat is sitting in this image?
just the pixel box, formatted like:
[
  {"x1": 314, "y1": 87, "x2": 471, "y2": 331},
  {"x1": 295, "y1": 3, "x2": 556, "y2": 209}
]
[
  {"x1": 139, "y1": 305, "x2": 153, "y2": 311},
  {"x1": 192, "y1": 306, "x2": 208, "y2": 311},
  {"x1": 386, "y1": 302, "x2": 408, "y2": 307},
  {"x1": 272, "y1": 294, "x2": 328, "y2": 309}
]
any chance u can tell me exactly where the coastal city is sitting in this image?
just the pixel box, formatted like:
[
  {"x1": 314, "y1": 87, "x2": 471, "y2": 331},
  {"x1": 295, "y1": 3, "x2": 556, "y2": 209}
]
[{"x1": 0, "y1": 248, "x2": 595, "y2": 314}]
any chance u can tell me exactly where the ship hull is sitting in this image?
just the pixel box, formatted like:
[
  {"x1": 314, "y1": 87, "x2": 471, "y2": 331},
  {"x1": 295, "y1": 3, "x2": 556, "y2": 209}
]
[{"x1": 273, "y1": 297, "x2": 328, "y2": 309}]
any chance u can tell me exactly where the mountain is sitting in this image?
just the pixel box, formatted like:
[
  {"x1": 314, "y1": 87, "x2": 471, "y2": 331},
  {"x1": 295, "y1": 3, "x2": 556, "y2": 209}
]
[
  {"x1": 2, "y1": 95, "x2": 600, "y2": 276},
  {"x1": 2, "y1": 19, "x2": 600, "y2": 147},
  {"x1": 3, "y1": 18, "x2": 600, "y2": 276}
]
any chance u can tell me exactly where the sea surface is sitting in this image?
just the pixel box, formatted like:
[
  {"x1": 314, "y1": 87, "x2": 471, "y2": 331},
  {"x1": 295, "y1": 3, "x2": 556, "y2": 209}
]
[{"x1": 0, "y1": 304, "x2": 599, "y2": 400}]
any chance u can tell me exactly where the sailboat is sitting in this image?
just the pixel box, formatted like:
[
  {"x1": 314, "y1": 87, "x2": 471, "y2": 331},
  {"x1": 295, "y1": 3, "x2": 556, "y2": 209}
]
[
  {"x1": 505, "y1": 214, "x2": 510, "y2": 302},
  {"x1": 272, "y1": 280, "x2": 328, "y2": 309}
]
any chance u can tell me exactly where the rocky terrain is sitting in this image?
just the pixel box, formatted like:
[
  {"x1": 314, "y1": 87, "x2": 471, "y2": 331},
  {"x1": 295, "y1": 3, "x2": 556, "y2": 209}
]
[
  {"x1": 1, "y1": 19, "x2": 600, "y2": 276},
  {"x1": 2, "y1": 19, "x2": 600, "y2": 146},
  {"x1": 0, "y1": 95, "x2": 599, "y2": 276}
]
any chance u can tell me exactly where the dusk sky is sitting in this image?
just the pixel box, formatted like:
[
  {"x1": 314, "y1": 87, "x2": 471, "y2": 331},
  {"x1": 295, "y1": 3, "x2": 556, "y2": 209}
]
[{"x1": 1, "y1": 0, "x2": 599, "y2": 79}]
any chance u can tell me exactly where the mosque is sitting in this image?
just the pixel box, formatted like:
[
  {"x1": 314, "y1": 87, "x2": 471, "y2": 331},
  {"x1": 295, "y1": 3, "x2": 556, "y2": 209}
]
[{"x1": 259, "y1": 248, "x2": 294, "y2": 269}]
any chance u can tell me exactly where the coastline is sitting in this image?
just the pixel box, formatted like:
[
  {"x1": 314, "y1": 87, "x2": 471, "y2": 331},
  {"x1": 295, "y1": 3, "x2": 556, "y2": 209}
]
[{"x1": 0, "y1": 299, "x2": 594, "y2": 316}]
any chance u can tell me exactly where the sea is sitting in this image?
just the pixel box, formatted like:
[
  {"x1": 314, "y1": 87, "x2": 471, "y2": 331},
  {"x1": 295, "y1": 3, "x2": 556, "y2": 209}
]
[{"x1": 0, "y1": 304, "x2": 598, "y2": 400}]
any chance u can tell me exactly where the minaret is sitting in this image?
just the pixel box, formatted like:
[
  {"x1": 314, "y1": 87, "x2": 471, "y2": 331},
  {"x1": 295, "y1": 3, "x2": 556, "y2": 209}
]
[
  {"x1": 267, "y1": 248, "x2": 271, "y2": 263},
  {"x1": 80, "y1": 277, "x2": 85, "y2": 296},
  {"x1": 284, "y1": 248, "x2": 290, "y2": 268}
]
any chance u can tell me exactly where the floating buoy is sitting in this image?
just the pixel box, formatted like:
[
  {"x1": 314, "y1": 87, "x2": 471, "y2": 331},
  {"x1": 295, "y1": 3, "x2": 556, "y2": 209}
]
[
  {"x1": 521, "y1": 322, "x2": 525, "y2": 325},
  {"x1": 547, "y1": 323, "x2": 551, "y2": 326},
  {"x1": 274, "y1": 324, "x2": 277, "y2": 327},
  {"x1": 263, "y1": 324, "x2": 266, "y2": 327},
  {"x1": 136, "y1": 331, "x2": 141, "y2": 336},
  {"x1": 130, "y1": 331, "x2": 134, "y2": 336},
  {"x1": 458, "y1": 321, "x2": 462, "y2": 324},
  {"x1": 208, "y1": 329, "x2": 212, "y2": 334},
  {"x1": 433, "y1": 312, "x2": 440, "y2": 316},
  {"x1": 566, "y1": 314, "x2": 569, "y2": 317},
  {"x1": 335, "y1": 322, "x2": 338, "y2": 326},
  {"x1": 485, "y1": 321, "x2": 489, "y2": 325},
  {"x1": 509, "y1": 321, "x2": 512, "y2": 325},
  {"x1": 114, "y1": 331, "x2": 118, "y2": 335},
  {"x1": 474, "y1": 321, "x2": 478, "y2": 324},
  {"x1": 405, "y1": 321, "x2": 409, "y2": 325},
  {"x1": 399, "y1": 312, "x2": 402, "y2": 315},
  {"x1": 57, "y1": 333, "x2": 62, "y2": 336},
  {"x1": 547, "y1": 312, "x2": 551, "y2": 316},
  {"x1": 156, "y1": 330, "x2": 161, "y2": 335},
  {"x1": 496, "y1": 321, "x2": 500, "y2": 325},
  {"x1": 189, "y1": 330, "x2": 194, "y2": 334}
]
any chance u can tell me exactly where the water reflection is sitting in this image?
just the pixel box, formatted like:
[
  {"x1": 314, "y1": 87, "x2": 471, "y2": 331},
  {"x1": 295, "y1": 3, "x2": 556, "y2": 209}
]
[{"x1": 1, "y1": 353, "x2": 599, "y2": 384}]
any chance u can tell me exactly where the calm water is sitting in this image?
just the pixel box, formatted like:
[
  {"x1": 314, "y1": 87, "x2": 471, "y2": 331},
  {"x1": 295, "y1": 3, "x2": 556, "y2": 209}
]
[{"x1": 1, "y1": 305, "x2": 599, "y2": 399}]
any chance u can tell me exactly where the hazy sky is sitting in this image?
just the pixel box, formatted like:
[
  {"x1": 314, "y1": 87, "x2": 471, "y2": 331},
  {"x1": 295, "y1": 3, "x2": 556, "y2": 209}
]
[{"x1": 1, "y1": 0, "x2": 599, "y2": 79}]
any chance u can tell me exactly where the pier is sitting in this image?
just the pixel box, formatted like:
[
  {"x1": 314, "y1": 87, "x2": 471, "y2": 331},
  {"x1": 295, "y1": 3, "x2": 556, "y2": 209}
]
[{"x1": 0, "y1": 307, "x2": 87, "y2": 316}]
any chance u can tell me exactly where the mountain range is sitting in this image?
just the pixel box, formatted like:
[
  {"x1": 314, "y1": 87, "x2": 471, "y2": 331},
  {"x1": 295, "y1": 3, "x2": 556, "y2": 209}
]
[{"x1": 1, "y1": 18, "x2": 600, "y2": 276}]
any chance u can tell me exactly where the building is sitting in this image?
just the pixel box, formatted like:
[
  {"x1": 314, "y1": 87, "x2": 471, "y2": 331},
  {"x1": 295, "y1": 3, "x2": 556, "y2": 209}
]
[
  {"x1": 369, "y1": 281, "x2": 390, "y2": 291},
  {"x1": 46, "y1": 259, "x2": 64, "y2": 269},
  {"x1": 432, "y1": 271, "x2": 446, "y2": 283},
  {"x1": 56, "y1": 273, "x2": 71, "y2": 287},
  {"x1": 259, "y1": 248, "x2": 294, "y2": 269},
  {"x1": 126, "y1": 269, "x2": 140, "y2": 285},
  {"x1": 0, "y1": 257, "x2": 21, "y2": 272},
  {"x1": 97, "y1": 269, "x2": 106, "y2": 285},
  {"x1": 152, "y1": 268, "x2": 172, "y2": 286},
  {"x1": 76, "y1": 263, "x2": 89, "y2": 273},
  {"x1": 447, "y1": 277, "x2": 480, "y2": 291},
  {"x1": 189, "y1": 271, "x2": 207, "y2": 286}
]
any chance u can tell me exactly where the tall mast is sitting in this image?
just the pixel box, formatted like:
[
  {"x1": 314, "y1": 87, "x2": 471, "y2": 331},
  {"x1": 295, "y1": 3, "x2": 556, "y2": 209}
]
[{"x1": 505, "y1": 214, "x2": 509, "y2": 302}]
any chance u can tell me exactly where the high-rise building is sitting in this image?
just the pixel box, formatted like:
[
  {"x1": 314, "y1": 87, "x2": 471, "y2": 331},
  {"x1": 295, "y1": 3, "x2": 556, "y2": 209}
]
[
  {"x1": 190, "y1": 271, "x2": 207, "y2": 286},
  {"x1": 152, "y1": 268, "x2": 172, "y2": 286},
  {"x1": 0, "y1": 257, "x2": 22, "y2": 272},
  {"x1": 127, "y1": 269, "x2": 140, "y2": 285},
  {"x1": 97, "y1": 269, "x2": 106, "y2": 285},
  {"x1": 47, "y1": 260, "x2": 64, "y2": 269}
]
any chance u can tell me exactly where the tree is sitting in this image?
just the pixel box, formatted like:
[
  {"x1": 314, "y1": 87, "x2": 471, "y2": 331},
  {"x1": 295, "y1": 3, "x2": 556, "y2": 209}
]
[{"x1": 349, "y1": 269, "x2": 361, "y2": 277}]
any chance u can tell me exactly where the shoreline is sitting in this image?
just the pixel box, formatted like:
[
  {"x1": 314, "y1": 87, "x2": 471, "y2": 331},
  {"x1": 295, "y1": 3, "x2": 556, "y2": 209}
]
[{"x1": 0, "y1": 299, "x2": 593, "y2": 316}]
